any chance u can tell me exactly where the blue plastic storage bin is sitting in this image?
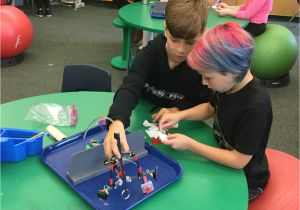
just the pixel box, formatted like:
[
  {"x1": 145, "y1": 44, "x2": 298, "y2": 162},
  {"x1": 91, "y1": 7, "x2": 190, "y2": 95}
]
[{"x1": 0, "y1": 128, "x2": 45, "y2": 162}]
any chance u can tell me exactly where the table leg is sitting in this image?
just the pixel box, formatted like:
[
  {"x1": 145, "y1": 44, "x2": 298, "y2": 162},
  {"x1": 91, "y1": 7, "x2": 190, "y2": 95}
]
[
  {"x1": 111, "y1": 26, "x2": 135, "y2": 70},
  {"x1": 142, "y1": 31, "x2": 154, "y2": 47}
]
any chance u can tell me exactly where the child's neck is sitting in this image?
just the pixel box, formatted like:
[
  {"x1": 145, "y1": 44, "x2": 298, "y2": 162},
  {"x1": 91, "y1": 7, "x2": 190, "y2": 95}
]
[
  {"x1": 168, "y1": 59, "x2": 181, "y2": 70},
  {"x1": 227, "y1": 71, "x2": 253, "y2": 94}
]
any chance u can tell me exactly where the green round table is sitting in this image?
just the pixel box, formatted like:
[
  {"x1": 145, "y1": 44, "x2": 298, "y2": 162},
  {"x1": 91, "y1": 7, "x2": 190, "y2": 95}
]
[
  {"x1": 1, "y1": 92, "x2": 248, "y2": 210},
  {"x1": 111, "y1": 2, "x2": 249, "y2": 70}
]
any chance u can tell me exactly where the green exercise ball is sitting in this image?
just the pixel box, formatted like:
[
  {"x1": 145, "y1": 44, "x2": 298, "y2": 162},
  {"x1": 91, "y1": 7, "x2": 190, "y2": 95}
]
[{"x1": 251, "y1": 24, "x2": 298, "y2": 80}]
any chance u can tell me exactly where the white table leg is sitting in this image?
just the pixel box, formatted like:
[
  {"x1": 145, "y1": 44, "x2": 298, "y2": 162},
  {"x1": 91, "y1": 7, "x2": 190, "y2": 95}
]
[{"x1": 142, "y1": 31, "x2": 155, "y2": 47}]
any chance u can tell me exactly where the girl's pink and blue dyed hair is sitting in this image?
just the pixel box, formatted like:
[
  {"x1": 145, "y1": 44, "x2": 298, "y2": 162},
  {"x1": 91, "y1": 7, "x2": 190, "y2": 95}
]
[{"x1": 188, "y1": 22, "x2": 254, "y2": 81}]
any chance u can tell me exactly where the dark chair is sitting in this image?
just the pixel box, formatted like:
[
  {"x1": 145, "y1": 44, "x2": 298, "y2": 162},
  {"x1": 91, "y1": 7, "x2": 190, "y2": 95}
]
[{"x1": 61, "y1": 64, "x2": 112, "y2": 92}]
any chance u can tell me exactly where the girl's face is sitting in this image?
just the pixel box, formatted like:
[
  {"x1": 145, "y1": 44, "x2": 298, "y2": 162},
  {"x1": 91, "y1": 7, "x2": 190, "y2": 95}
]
[
  {"x1": 199, "y1": 70, "x2": 238, "y2": 93},
  {"x1": 165, "y1": 28, "x2": 200, "y2": 64}
]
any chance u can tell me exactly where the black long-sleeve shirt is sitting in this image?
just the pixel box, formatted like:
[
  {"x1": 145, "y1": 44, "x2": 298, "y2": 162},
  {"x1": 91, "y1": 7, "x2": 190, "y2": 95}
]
[{"x1": 108, "y1": 34, "x2": 211, "y2": 128}]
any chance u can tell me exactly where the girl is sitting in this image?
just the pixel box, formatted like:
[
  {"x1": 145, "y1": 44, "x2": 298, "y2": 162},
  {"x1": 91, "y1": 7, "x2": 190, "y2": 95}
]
[{"x1": 215, "y1": 0, "x2": 273, "y2": 36}]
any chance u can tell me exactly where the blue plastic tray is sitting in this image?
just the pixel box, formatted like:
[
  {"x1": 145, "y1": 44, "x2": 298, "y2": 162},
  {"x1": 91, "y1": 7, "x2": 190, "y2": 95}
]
[
  {"x1": 41, "y1": 126, "x2": 182, "y2": 210},
  {"x1": 150, "y1": 2, "x2": 166, "y2": 19},
  {"x1": 1, "y1": 128, "x2": 44, "y2": 162}
]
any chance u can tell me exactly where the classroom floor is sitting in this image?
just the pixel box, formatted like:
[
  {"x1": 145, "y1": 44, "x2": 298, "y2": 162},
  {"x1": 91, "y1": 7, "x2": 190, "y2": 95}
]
[{"x1": 1, "y1": 1, "x2": 299, "y2": 158}]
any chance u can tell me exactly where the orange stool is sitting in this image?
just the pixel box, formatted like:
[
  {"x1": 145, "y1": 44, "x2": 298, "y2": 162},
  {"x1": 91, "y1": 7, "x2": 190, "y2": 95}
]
[{"x1": 248, "y1": 148, "x2": 299, "y2": 210}]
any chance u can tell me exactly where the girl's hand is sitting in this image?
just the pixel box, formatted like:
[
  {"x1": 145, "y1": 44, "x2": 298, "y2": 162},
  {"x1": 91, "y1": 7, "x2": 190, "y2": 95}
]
[
  {"x1": 216, "y1": 8, "x2": 231, "y2": 16},
  {"x1": 160, "y1": 133, "x2": 194, "y2": 150},
  {"x1": 152, "y1": 107, "x2": 179, "y2": 123},
  {"x1": 219, "y1": 2, "x2": 229, "y2": 9}
]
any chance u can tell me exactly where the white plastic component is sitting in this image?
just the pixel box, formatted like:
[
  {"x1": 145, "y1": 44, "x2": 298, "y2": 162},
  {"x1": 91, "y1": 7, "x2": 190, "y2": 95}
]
[
  {"x1": 158, "y1": 133, "x2": 168, "y2": 141},
  {"x1": 46, "y1": 125, "x2": 67, "y2": 141},
  {"x1": 143, "y1": 120, "x2": 157, "y2": 128},
  {"x1": 115, "y1": 178, "x2": 123, "y2": 187}
]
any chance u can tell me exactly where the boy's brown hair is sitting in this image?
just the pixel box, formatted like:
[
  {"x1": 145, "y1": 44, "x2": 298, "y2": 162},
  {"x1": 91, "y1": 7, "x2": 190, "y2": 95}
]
[{"x1": 165, "y1": 0, "x2": 208, "y2": 41}]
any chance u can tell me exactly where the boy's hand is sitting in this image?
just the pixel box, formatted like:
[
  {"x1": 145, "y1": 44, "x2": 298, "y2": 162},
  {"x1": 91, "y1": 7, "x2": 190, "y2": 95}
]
[
  {"x1": 158, "y1": 112, "x2": 181, "y2": 131},
  {"x1": 160, "y1": 133, "x2": 193, "y2": 150},
  {"x1": 151, "y1": 107, "x2": 179, "y2": 123},
  {"x1": 103, "y1": 120, "x2": 129, "y2": 158}
]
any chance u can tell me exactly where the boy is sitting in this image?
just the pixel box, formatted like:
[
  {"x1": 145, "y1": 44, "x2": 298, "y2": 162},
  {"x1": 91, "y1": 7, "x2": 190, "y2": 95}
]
[
  {"x1": 104, "y1": 0, "x2": 211, "y2": 158},
  {"x1": 159, "y1": 22, "x2": 272, "y2": 200}
]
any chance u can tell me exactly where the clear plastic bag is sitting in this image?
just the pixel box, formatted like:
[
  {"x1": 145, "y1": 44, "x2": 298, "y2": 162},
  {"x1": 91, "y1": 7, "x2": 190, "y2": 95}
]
[{"x1": 25, "y1": 103, "x2": 78, "y2": 126}]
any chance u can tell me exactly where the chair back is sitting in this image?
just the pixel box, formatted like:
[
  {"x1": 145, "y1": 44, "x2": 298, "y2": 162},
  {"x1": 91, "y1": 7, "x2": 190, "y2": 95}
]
[{"x1": 61, "y1": 64, "x2": 111, "y2": 92}]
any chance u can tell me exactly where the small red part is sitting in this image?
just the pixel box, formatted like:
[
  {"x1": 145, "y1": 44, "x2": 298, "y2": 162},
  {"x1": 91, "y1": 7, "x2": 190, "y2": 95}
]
[
  {"x1": 151, "y1": 137, "x2": 161, "y2": 144},
  {"x1": 145, "y1": 187, "x2": 153, "y2": 194},
  {"x1": 138, "y1": 167, "x2": 142, "y2": 175},
  {"x1": 110, "y1": 164, "x2": 114, "y2": 170}
]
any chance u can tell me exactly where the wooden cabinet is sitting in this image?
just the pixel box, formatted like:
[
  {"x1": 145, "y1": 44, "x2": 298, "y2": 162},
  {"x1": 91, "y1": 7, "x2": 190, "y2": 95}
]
[
  {"x1": 271, "y1": 0, "x2": 299, "y2": 17},
  {"x1": 222, "y1": 0, "x2": 299, "y2": 17}
]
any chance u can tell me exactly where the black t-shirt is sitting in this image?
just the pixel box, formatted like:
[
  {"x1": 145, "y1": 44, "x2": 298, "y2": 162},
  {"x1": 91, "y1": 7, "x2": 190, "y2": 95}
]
[
  {"x1": 108, "y1": 34, "x2": 212, "y2": 128},
  {"x1": 210, "y1": 78, "x2": 272, "y2": 189}
]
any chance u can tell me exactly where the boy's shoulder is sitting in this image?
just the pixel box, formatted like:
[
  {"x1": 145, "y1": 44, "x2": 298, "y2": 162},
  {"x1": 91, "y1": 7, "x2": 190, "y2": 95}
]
[
  {"x1": 219, "y1": 78, "x2": 271, "y2": 106},
  {"x1": 240, "y1": 78, "x2": 271, "y2": 107},
  {"x1": 149, "y1": 33, "x2": 166, "y2": 47},
  {"x1": 142, "y1": 33, "x2": 167, "y2": 55},
  {"x1": 248, "y1": 78, "x2": 270, "y2": 97}
]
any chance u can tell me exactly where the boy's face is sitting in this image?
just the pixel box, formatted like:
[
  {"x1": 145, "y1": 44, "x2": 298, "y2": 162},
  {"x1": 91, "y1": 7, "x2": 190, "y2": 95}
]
[
  {"x1": 165, "y1": 28, "x2": 201, "y2": 64},
  {"x1": 198, "y1": 69, "x2": 238, "y2": 93}
]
